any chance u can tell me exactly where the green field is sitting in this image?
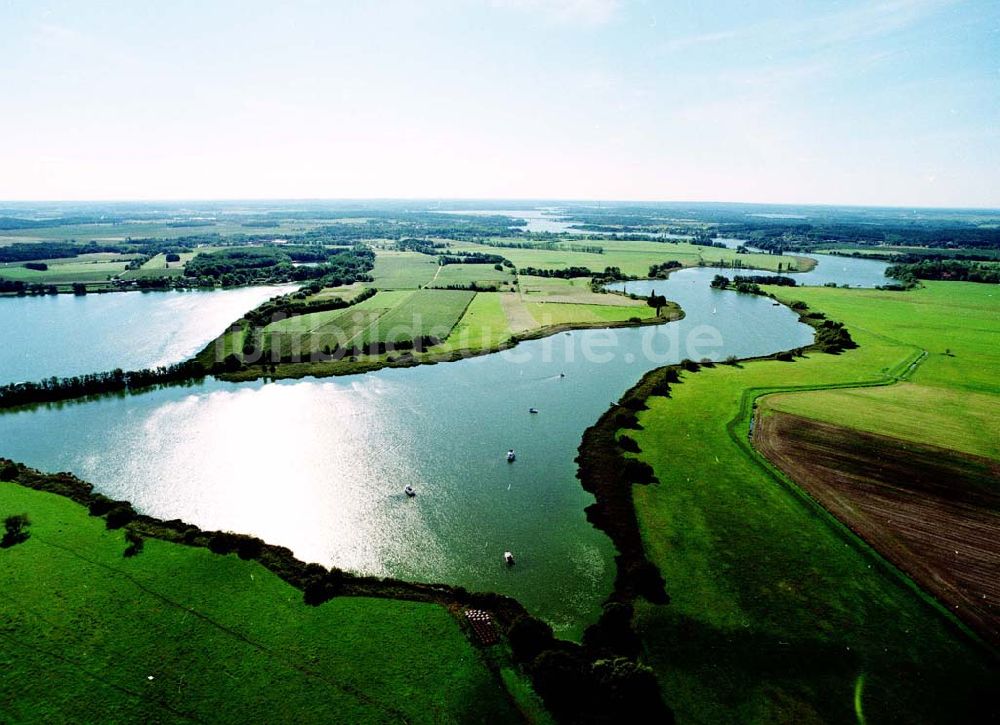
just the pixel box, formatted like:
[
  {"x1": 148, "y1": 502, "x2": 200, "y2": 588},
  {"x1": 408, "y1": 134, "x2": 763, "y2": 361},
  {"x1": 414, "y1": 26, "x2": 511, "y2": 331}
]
[
  {"x1": 0, "y1": 482, "x2": 517, "y2": 724},
  {"x1": 428, "y1": 263, "x2": 515, "y2": 289},
  {"x1": 371, "y1": 250, "x2": 440, "y2": 289},
  {"x1": 622, "y1": 283, "x2": 998, "y2": 723},
  {"x1": 764, "y1": 383, "x2": 1000, "y2": 458},
  {"x1": 0, "y1": 220, "x2": 307, "y2": 245},
  {"x1": 525, "y1": 301, "x2": 655, "y2": 326},
  {"x1": 450, "y1": 239, "x2": 808, "y2": 277},
  {"x1": 360, "y1": 289, "x2": 474, "y2": 346},
  {"x1": 0, "y1": 256, "x2": 132, "y2": 284},
  {"x1": 761, "y1": 282, "x2": 1000, "y2": 458},
  {"x1": 435, "y1": 292, "x2": 513, "y2": 353}
]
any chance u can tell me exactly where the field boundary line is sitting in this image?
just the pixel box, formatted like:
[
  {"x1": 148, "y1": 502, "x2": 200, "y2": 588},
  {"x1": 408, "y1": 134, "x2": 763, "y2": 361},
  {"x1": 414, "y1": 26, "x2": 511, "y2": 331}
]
[{"x1": 718, "y1": 349, "x2": 994, "y2": 654}]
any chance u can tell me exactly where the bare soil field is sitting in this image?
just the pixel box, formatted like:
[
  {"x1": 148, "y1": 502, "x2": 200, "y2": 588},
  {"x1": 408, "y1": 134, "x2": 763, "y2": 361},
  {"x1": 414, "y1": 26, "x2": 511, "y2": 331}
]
[{"x1": 755, "y1": 410, "x2": 1000, "y2": 646}]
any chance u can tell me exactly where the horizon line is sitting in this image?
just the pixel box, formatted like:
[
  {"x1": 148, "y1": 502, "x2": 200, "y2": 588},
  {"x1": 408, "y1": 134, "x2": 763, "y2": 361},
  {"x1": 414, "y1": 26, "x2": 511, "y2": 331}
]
[{"x1": 1, "y1": 196, "x2": 998, "y2": 213}]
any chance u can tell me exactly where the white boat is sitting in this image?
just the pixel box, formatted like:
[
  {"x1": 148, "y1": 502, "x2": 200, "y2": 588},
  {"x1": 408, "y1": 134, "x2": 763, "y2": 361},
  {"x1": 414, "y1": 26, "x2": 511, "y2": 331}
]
[
  {"x1": 528, "y1": 408, "x2": 539, "y2": 414},
  {"x1": 403, "y1": 485, "x2": 416, "y2": 497},
  {"x1": 504, "y1": 551, "x2": 515, "y2": 566},
  {"x1": 506, "y1": 449, "x2": 516, "y2": 462}
]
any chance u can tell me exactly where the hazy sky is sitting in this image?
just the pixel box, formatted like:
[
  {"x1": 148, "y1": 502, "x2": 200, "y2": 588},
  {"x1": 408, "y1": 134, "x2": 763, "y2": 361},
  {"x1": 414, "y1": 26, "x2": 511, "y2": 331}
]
[{"x1": 1, "y1": 0, "x2": 998, "y2": 206}]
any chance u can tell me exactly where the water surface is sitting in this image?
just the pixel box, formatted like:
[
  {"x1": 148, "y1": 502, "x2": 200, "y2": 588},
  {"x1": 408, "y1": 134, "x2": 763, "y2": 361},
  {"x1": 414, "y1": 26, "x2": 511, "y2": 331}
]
[
  {"x1": 0, "y1": 269, "x2": 814, "y2": 635},
  {"x1": 0, "y1": 286, "x2": 290, "y2": 385}
]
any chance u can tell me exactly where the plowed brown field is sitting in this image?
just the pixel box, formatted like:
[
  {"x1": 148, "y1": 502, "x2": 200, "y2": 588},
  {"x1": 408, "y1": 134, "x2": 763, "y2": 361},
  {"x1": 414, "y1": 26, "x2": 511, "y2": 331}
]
[{"x1": 755, "y1": 410, "x2": 1000, "y2": 645}]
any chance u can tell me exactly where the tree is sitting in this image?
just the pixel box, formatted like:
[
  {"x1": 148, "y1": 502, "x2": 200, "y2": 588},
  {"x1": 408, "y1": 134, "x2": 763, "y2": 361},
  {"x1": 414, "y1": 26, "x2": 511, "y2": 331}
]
[
  {"x1": 646, "y1": 291, "x2": 667, "y2": 316},
  {"x1": 123, "y1": 529, "x2": 145, "y2": 557},
  {"x1": 508, "y1": 615, "x2": 555, "y2": 663},
  {"x1": 1, "y1": 514, "x2": 30, "y2": 547}
]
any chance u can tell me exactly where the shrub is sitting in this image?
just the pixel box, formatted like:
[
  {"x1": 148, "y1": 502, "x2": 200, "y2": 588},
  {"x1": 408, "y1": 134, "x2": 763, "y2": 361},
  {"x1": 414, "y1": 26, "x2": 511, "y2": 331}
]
[
  {"x1": 236, "y1": 536, "x2": 264, "y2": 560},
  {"x1": 616, "y1": 435, "x2": 640, "y2": 453},
  {"x1": 508, "y1": 615, "x2": 555, "y2": 663},
  {"x1": 105, "y1": 504, "x2": 135, "y2": 530},
  {"x1": 530, "y1": 648, "x2": 594, "y2": 718},
  {"x1": 591, "y1": 657, "x2": 673, "y2": 722},
  {"x1": 208, "y1": 532, "x2": 236, "y2": 554},
  {"x1": 583, "y1": 602, "x2": 640, "y2": 659},
  {"x1": 123, "y1": 529, "x2": 145, "y2": 557},
  {"x1": 622, "y1": 458, "x2": 657, "y2": 484},
  {"x1": 303, "y1": 567, "x2": 347, "y2": 606},
  {"x1": 0, "y1": 463, "x2": 19, "y2": 481},
  {"x1": 1, "y1": 514, "x2": 30, "y2": 548},
  {"x1": 87, "y1": 496, "x2": 116, "y2": 517}
]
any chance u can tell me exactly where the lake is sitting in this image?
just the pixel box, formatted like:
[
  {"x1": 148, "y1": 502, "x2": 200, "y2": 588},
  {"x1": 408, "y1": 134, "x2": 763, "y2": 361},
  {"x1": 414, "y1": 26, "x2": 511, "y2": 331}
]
[
  {"x1": 442, "y1": 209, "x2": 592, "y2": 235},
  {"x1": 0, "y1": 269, "x2": 816, "y2": 636},
  {"x1": 0, "y1": 286, "x2": 291, "y2": 385},
  {"x1": 789, "y1": 252, "x2": 890, "y2": 287}
]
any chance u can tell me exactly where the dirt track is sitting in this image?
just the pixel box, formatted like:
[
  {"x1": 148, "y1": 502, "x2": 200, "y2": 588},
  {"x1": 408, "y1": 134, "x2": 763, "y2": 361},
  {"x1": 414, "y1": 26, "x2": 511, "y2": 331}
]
[{"x1": 755, "y1": 410, "x2": 1000, "y2": 646}]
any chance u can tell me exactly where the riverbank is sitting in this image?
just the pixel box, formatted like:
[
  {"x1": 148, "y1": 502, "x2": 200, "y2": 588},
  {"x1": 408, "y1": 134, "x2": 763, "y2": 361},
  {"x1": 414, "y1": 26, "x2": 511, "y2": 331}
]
[
  {"x1": 0, "y1": 457, "x2": 670, "y2": 722},
  {"x1": 208, "y1": 303, "x2": 684, "y2": 383},
  {"x1": 580, "y1": 283, "x2": 997, "y2": 723},
  {"x1": 0, "y1": 470, "x2": 526, "y2": 723}
]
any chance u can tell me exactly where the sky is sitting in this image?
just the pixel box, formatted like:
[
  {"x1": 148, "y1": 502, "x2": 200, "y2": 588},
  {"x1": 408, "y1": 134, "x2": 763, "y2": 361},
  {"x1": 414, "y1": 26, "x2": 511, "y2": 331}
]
[{"x1": 1, "y1": 0, "x2": 998, "y2": 207}]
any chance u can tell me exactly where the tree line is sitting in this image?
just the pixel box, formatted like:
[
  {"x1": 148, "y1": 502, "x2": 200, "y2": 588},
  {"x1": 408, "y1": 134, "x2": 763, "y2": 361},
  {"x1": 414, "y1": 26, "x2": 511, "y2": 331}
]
[
  {"x1": 0, "y1": 361, "x2": 207, "y2": 409},
  {"x1": 887, "y1": 259, "x2": 999, "y2": 284}
]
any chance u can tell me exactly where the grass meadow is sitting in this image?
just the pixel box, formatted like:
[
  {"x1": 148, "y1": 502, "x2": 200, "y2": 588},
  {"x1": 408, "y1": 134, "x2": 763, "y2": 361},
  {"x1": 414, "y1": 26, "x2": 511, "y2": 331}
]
[
  {"x1": 0, "y1": 482, "x2": 517, "y2": 724},
  {"x1": 624, "y1": 282, "x2": 998, "y2": 723}
]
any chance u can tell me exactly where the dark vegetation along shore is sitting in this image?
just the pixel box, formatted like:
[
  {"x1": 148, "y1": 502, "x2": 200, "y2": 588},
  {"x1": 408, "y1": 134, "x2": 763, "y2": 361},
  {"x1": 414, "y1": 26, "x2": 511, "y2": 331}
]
[
  {"x1": 0, "y1": 458, "x2": 672, "y2": 723},
  {"x1": 573, "y1": 302, "x2": 858, "y2": 609}
]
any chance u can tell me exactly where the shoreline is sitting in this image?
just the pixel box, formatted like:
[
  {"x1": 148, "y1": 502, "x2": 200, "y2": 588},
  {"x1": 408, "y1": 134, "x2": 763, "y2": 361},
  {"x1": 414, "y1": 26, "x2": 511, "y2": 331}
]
[{"x1": 211, "y1": 304, "x2": 685, "y2": 383}]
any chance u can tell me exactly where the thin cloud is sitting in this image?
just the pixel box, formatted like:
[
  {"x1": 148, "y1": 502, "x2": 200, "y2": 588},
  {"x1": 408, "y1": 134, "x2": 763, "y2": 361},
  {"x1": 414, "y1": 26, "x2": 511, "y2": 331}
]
[
  {"x1": 655, "y1": 0, "x2": 955, "y2": 57},
  {"x1": 488, "y1": 0, "x2": 621, "y2": 25}
]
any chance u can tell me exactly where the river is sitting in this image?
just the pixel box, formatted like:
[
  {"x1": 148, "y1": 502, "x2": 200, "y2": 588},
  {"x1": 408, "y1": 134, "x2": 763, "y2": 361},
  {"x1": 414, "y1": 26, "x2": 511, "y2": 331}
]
[
  {"x1": 0, "y1": 286, "x2": 291, "y2": 385},
  {"x1": 0, "y1": 257, "x2": 888, "y2": 636}
]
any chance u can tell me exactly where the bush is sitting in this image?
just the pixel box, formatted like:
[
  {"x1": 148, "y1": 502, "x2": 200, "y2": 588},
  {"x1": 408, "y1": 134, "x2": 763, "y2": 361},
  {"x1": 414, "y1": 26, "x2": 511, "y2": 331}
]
[
  {"x1": 508, "y1": 615, "x2": 555, "y2": 663},
  {"x1": 591, "y1": 657, "x2": 673, "y2": 722},
  {"x1": 616, "y1": 435, "x2": 640, "y2": 453},
  {"x1": 1, "y1": 513, "x2": 30, "y2": 548},
  {"x1": 105, "y1": 504, "x2": 135, "y2": 530},
  {"x1": 0, "y1": 463, "x2": 19, "y2": 481},
  {"x1": 583, "y1": 602, "x2": 640, "y2": 659},
  {"x1": 622, "y1": 458, "x2": 656, "y2": 484},
  {"x1": 123, "y1": 529, "x2": 145, "y2": 557},
  {"x1": 530, "y1": 648, "x2": 594, "y2": 718},
  {"x1": 303, "y1": 567, "x2": 347, "y2": 606},
  {"x1": 87, "y1": 496, "x2": 116, "y2": 517}
]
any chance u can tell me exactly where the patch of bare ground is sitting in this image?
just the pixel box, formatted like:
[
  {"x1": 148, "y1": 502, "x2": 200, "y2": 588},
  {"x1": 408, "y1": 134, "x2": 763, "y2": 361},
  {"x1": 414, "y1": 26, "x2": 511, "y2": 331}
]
[{"x1": 754, "y1": 410, "x2": 1000, "y2": 646}]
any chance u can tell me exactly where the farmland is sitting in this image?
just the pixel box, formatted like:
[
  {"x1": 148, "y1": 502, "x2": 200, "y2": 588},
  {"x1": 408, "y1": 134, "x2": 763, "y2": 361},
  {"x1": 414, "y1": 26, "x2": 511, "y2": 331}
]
[
  {"x1": 620, "y1": 282, "x2": 998, "y2": 723},
  {"x1": 0, "y1": 254, "x2": 135, "y2": 285},
  {"x1": 450, "y1": 238, "x2": 810, "y2": 277},
  {"x1": 1, "y1": 202, "x2": 998, "y2": 723},
  {"x1": 0, "y1": 481, "x2": 518, "y2": 723},
  {"x1": 755, "y1": 411, "x2": 1000, "y2": 644}
]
